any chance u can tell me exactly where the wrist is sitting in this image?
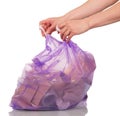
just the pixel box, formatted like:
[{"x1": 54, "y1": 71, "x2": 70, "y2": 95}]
[
  {"x1": 85, "y1": 15, "x2": 98, "y2": 30},
  {"x1": 60, "y1": 15, "x2": 70, "y2": 21},
  {"x1": 82, "y1": 18, "x2": 92, "y2": 31}
]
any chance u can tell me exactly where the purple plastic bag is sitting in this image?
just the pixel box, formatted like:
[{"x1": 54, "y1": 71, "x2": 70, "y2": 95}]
[{"x1": 10, "y1": 34, "x2": 96, "y2": 110}]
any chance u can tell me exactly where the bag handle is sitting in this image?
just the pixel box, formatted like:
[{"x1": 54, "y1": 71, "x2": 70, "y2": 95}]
[
  {"x1": 39, "y1": 25, "x2": 60, "y2": 36},
  {"x1": 39, "y1": 25, "x2": 47, "y2": 36},
  {"x1": 39, "y1": 25, "x2": 69, "y2": 43},
  {"x1": 56, "y1": 25, "x2": 60, "y2": 32}
]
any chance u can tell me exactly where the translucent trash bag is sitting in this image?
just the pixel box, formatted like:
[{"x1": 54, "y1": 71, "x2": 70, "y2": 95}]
[{"x1": 10, "y1": 33, "x2": 96, "y2": 110}]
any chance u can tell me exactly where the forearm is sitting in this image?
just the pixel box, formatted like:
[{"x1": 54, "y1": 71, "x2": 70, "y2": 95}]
[
  {"x1": 87, "y1": 2, "x2": 120, "y2": 29},
  {"x1": 63, "y1": 0, "x2": 118, "y2": 20}
]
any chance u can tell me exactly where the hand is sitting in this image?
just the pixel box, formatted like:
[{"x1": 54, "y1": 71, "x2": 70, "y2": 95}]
[
  {"x1": 39, "y1": 16, "x2": 65, "y2": 36},
  {"x1": 58, "y1": 19, "x2": 90, "y2": 42}
]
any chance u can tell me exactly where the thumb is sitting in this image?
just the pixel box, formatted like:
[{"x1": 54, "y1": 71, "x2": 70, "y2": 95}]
[{"x1": 46, "y1": 24, "x2": 56, "y2": 34}]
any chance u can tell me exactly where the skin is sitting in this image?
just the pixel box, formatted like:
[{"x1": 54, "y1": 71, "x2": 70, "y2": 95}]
[{"x1": 40, "y1": 0, "x2": 119, "y2": 42}]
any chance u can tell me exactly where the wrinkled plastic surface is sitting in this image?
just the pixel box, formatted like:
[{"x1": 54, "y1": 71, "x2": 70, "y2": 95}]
[{"x1": 10, "y1": 34, "x2": 96, "y2": 110}]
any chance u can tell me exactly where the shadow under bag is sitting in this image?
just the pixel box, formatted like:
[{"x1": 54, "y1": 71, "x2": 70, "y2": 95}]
[{"x1": 10, "y1": 34, "x2": 96, "y2": 110}]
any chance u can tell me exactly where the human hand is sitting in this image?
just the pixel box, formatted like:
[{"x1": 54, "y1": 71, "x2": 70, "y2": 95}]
[
  {"x1": 39, "y1": 16, "x2": 65, "y2": 36},
  {"x1": 58, "y1": 19, "x2": 90, "y2": 42}
]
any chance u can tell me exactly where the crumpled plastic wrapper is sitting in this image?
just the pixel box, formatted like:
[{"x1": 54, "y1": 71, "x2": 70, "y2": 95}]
[{"x1": 10, "y1": 34, "x2": 96, "y2": 110}]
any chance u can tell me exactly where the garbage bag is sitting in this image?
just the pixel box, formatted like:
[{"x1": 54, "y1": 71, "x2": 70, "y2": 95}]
[{"x1": 10, "y1": 34, "x2": 96, "y2": 110}]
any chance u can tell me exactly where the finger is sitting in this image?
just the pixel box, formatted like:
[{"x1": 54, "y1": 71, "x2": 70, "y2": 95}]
[
  {"x1": 46, "y1": 24, "x2": 56, "y2": 34},
  {"x1": 60, "y1": 27, "x2": 67, "y2": 40},
  {"x1": 39, "y1": 22, "x2": 52, "y2": 36},
  {"x1": 65, "y1": 33, "x2": 74, "y2": 43},
  {"x1": 56, "y1": 25, "x2": 60, "y2": 33},
  {"x1": 62, "y1": 30, "x2": 70, "y2": 40},
  {"x1": 39, "y1": 21, "x2": 47, "y2": 29},
  {"x1": 58, "y1": 22, "x2": 65, "y2": 29},
  {"x1": 39, "y1": 19, "x2": 49, "y2": 25},
  {"x1": 39, "y1": 19, "x2": 51, "y2": 31},
  {"x1": 39, "y1": 25, "x2": 45, "y2": 36},
  {"x1": 41, "y1": 30, "x2": 45, "y2": 36},
  {"x1": 39, "y1": 25, "x2": 48, "y2": 36}
]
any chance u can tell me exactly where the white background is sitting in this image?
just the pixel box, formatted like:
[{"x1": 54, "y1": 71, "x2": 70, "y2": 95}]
[{"x1": 0, "y1": 0, "x2": 120, "y2": 116}]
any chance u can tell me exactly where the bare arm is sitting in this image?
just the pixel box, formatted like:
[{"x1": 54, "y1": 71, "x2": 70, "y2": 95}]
[
  {"x1": 40, "y1": 0, "x2": 118, "y2": 35},
  {"x1": 63, "y1": 0, "x2": 118, "y2": 20},
  {"x1": 88, "y1": 1, "x2": 120, "y2": 29},
  {"x1": 58, "y1": 2, "x2": 120, "y2": 41}
]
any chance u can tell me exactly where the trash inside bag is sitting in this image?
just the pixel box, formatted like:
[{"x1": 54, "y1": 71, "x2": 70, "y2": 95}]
[{"x1": 10, "y1": 34, "x2": 96, "y2": 110}]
